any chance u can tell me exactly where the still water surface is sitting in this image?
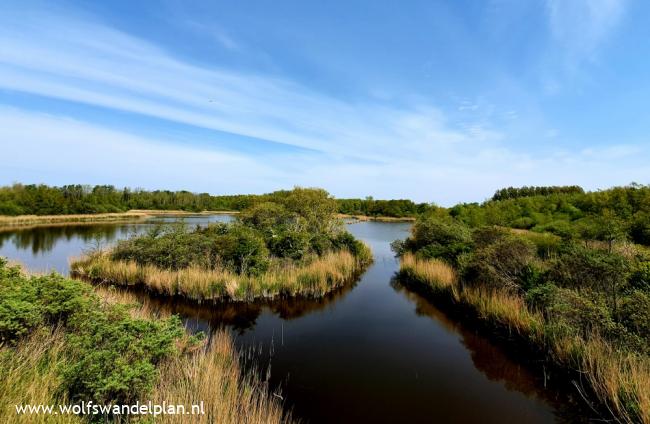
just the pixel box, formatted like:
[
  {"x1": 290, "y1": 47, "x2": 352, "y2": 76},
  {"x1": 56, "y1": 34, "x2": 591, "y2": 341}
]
[{"x1": 0, "y1": 216, "x2": 584, "y2": 423}]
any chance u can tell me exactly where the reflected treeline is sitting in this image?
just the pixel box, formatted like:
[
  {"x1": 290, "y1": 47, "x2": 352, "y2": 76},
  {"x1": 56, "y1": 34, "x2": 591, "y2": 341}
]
[
  {"x1": 390, "y1": 276, "x2": 592, "y2": 424},
  {"x1": 105, "y1": 280, "x2": 359, "y2": 334},
  {"x1": 0, "y1": 215, "x2": 233, "y2": 256},
  {"x1": 0, "y1": 223, "x2": 143, "y2": 254}
]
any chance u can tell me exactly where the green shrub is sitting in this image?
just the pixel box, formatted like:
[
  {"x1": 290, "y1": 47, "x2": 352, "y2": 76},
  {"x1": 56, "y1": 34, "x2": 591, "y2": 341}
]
[
  {"x1": 462, "y1": 235, "x2": 536, "y2": 292},
  {"x1": 63, "y1": 306, "x2": 184, "y2": 404},
  {"x1": 619, "y1": 290, "x2": 650, "y2": 340},
  {"x1": 269, "y1": 230, "x2": 310, "y2": 260},
  {"x1": 0, "y1": 258, "x2": 190, "y2": 407},
  {"x1": 0, "y1": 260, "x2": 40, "y2": 343},
  {"x1": 404, "y1": 215, "x2": 472, "y2": 264}
]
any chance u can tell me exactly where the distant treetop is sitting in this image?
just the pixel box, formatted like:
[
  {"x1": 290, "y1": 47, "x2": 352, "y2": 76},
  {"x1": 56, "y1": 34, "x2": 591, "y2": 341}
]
[{"x1": 491, "y1": 185, "x2": 584, "y2": 201}]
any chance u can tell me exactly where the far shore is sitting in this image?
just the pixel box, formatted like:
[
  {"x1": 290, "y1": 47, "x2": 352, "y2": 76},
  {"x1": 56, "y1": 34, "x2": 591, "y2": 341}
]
[
  {"x1": 0, "y1": 210, "x2": 239, "y2": 230},
  {"x1": 337, "y1": 213, "x2": 415, "y2": 222}
]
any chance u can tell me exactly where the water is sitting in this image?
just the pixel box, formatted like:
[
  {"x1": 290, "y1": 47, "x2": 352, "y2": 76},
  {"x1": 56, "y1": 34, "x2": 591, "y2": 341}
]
[{"x1": 0, "y1": 216, "x2": 583, "y2": 423}]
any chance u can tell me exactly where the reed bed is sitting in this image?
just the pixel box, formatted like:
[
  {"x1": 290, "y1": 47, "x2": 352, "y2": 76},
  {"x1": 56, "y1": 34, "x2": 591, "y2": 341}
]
[
  {"x1": 0, "y1": 286, "x2": 290, "y2": 423},
  {"x1": 399, "y1": 252, "x2": 650, "y2": 423},
  {"x1": 0, "y1": 212, "x2": 149, "y2": 229},
  {"x1": 72, "y1": 246, "x2": 370, "y2": 302},
  {"x1": 96, "y1": 287, "x2": 291, "y2": 424},
  {"x1": 152, "y1": 331, "x2": 289, "y2": 424},
  {"x1": 0, "y1": 328, "x2": 82, "y2": 424}
]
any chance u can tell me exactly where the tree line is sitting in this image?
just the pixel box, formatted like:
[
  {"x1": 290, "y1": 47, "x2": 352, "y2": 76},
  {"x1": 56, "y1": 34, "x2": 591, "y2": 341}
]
[
  {"x1": 491, "y1": 185, "x2": 584, "y2": 201},
  {"x1": 0, "y1": 183, "x2": 436, "y2": 218}
]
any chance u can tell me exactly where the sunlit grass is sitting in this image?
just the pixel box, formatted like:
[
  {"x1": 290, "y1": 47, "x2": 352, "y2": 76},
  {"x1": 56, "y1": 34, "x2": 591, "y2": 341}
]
[
  {"x1": 0, "y1": 328, "x2": 82, "y2": 424},
  {"x1": 153, "y1": 331, "x2": 290, "y2": 424},
  {"x1": 71, "y1": 245, "x2": 372, "y2": 302},
  {"x1": 0, "y1": 286, "x2": 291, "y2": 424}
]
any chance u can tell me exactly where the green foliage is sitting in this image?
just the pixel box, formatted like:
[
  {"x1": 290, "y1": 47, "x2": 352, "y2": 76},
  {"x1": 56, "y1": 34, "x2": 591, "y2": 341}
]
[
  {"x1": 63, "y1": 307, "x2": 183, "y2": 404},
  {"x1": 0, "y1": 259, "x2": 189, "y2": 406},
  {"x1": 491, "y1": 185, "x2": 584, "y2": 201},
  {"x1": 112, "y1": 223, "x2": 270, "y2": 275},
  {"x1": 549, "y1": 246, "x2": 629, "y2": 316},
  {"x1": 452, "y1": 184, "x2": 650, "y2": 247},
  {"x1": 0, "y1": 182, "x2": 436, "y2": 218},
  {"x1": 110, "y1": 188, "x2": 368, "y2": 275},
  {"x1": 400, "y1": 214, "x2": 472, "y2": 265},
  {"x1": 402, "y1": 206, "x2": 650, "y2": 354},
  {"x1": 0, "y1": 260, "x2": 41, "y2": 342},
  {"x1": 619, "y1": 290, "x2": 650, "y2": 340},
  {"x1": 629, "y1": 261, "x2": 650, "y2": 291},
  {"x1": 332, "y1": 231, "x2": 371, "y2": 263},
  {"x1": 462, "y1": 234, "x2": 537, "y2": 292},
  {"x1": 338, "y1": 197, "x2": 435, "y2": 217}
]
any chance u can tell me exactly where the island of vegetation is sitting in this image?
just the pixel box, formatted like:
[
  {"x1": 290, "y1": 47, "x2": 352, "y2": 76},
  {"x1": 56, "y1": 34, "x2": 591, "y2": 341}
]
[
  {"x1": 394, "y1": 184, "x2": 650, "y2": 424},
  {"x1": 71, "y1": 188, "x2": 372, "y2": 302},
  {"x1": 0, "y1": 259, "x2": 290, "y2": 424}
]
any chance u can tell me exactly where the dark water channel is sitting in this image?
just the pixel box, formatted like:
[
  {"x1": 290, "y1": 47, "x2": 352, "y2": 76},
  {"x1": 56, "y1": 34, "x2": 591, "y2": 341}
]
[{"x1": 0, "y1": 216, "x2": 586, "y2": 423}]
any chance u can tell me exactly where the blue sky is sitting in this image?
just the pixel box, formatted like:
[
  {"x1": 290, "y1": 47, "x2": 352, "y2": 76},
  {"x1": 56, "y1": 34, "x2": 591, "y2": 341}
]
[{"x1": 0, "y1": 0, "x2": 648, "y2": 204}]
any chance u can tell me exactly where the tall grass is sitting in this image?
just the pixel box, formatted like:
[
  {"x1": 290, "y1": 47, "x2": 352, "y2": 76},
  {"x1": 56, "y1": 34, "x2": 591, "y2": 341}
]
[
  {"x1": 72, "y1": 246, "x2": 371, "y2": 302},
  {"x1": 0, "y1": 286, "x2": 290, "y2": 424},
  {"x1": 96, "y1": 287, "x2": 290, "y2": 424},
  {"x1": 153, "y1": 331, "x2": 289, "y2": 424},
  {"x1": 399, "y1": 252, "x2": 650, "y2": 423},
  {"x1": 0, "y1": 328, "x2": 82, "y2": 424}
]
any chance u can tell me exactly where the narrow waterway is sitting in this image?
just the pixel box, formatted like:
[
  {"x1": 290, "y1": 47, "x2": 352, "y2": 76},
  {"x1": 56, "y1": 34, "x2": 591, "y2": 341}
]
[{"x1": 0, "y1": 217, "x2": 585, "y2": 423}]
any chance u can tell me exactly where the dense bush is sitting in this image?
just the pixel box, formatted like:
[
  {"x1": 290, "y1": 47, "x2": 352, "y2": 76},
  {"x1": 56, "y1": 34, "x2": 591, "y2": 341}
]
[
  {"x1": 451, "y1": 184, "x2": 650, "y2": 247},
  {"x1": 395, "y1": 214, "x2": 472, "y2": 265},
  {"x1": 0, "y1": 259, "x2": 189, "y2": 405},
  {"x1": 110, "y1": 188, "x2": 366, "y2": 276},
  {"x1": 398, "y1": 210, "x2": 650, "y2": 354},
  {"x1": 112, "y1": 223, "x2": 270, "y2": 275},
  {"x1": 63, "y1": 306, "x2": 183, "y2": 404},
  {"x1": 462, "y1": 235, "x2": 537, "y2": 292}
]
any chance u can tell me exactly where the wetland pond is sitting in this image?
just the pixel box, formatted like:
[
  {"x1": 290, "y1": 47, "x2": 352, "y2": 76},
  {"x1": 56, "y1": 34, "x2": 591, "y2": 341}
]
[{"x1": 0, "y1": 215, "x2": 588, "y2": 423}]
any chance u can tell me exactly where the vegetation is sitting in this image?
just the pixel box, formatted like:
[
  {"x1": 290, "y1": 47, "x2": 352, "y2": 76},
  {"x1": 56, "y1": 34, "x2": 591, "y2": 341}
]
[
  {"x1": 451, "y1": 183, "x2": 650, "y2": 246},
  {"x1": 491, "y1": 185, "x2": 584, "y2": 201},
  {"x1": 71, "y1": 188, "x2": 372, "y2": 302},
  {"x1": 0, "y1": 259, "x2": 289, "y2": 423},
  {"x1": 0, "y1": 183, "x2": 438, "y2": 219},
  {"x1": 0, "y1": 212, "x2": 151, "y2": 230},
  {"x1": 396, "y1": 212, "x2": 650, "y2": 423},
  {"x1": 337, "y1": 197, "x2": 433, "y2": 218}
]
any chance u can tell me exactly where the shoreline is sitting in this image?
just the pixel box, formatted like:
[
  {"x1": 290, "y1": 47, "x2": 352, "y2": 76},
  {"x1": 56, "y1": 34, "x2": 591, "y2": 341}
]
[
  {"x1": 337, "y1": 213, "x2": 415, "y2": 222},
  {"x1": 70, "y1": 247, "x2": 373, "y2": 303},
  {"x1": 0, "y1": 210, "x2": 238, "y2": 230},
  {"x1": 398, "y1": 254, "x2": 648, "y2": 424}
]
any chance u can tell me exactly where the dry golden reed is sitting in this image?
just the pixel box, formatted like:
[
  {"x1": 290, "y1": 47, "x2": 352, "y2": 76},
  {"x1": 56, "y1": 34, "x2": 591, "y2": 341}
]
[{"x1": 72, "y1": 247, "x2": 369, "y2": 302}]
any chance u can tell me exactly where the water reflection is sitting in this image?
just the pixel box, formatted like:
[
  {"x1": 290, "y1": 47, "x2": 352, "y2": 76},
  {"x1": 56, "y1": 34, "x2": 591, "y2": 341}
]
[
  {"x1": 106, "y1": 278, "x2": 360, "y2": 333},
  {"x1": 0, "y1": 223, "x2": 132, "y2": 254},
  {"x1": 391, "y1": 278, "x2": 590, "y2": 423},
  {"x1": 0, "y1": 214, "x2": 234, "y2": 274}
]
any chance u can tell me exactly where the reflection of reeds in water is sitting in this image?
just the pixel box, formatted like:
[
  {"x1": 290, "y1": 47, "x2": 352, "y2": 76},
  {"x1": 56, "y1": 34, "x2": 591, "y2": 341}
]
[
  {"x1": 72, "y1": 247, "x2": 370, "y2": 302},
  {"x1": 399, "y1": 252, "x2": 650, "y2": 424}
]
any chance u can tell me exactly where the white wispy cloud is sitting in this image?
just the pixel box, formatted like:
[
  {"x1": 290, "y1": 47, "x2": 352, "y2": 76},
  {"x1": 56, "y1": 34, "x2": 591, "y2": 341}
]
[
  {"x1": 546, "y1": 0, "x2": 626, "y2": 68},
  {"x1": 0, "y1": 6, "x2": 647, "y2": 204}
]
